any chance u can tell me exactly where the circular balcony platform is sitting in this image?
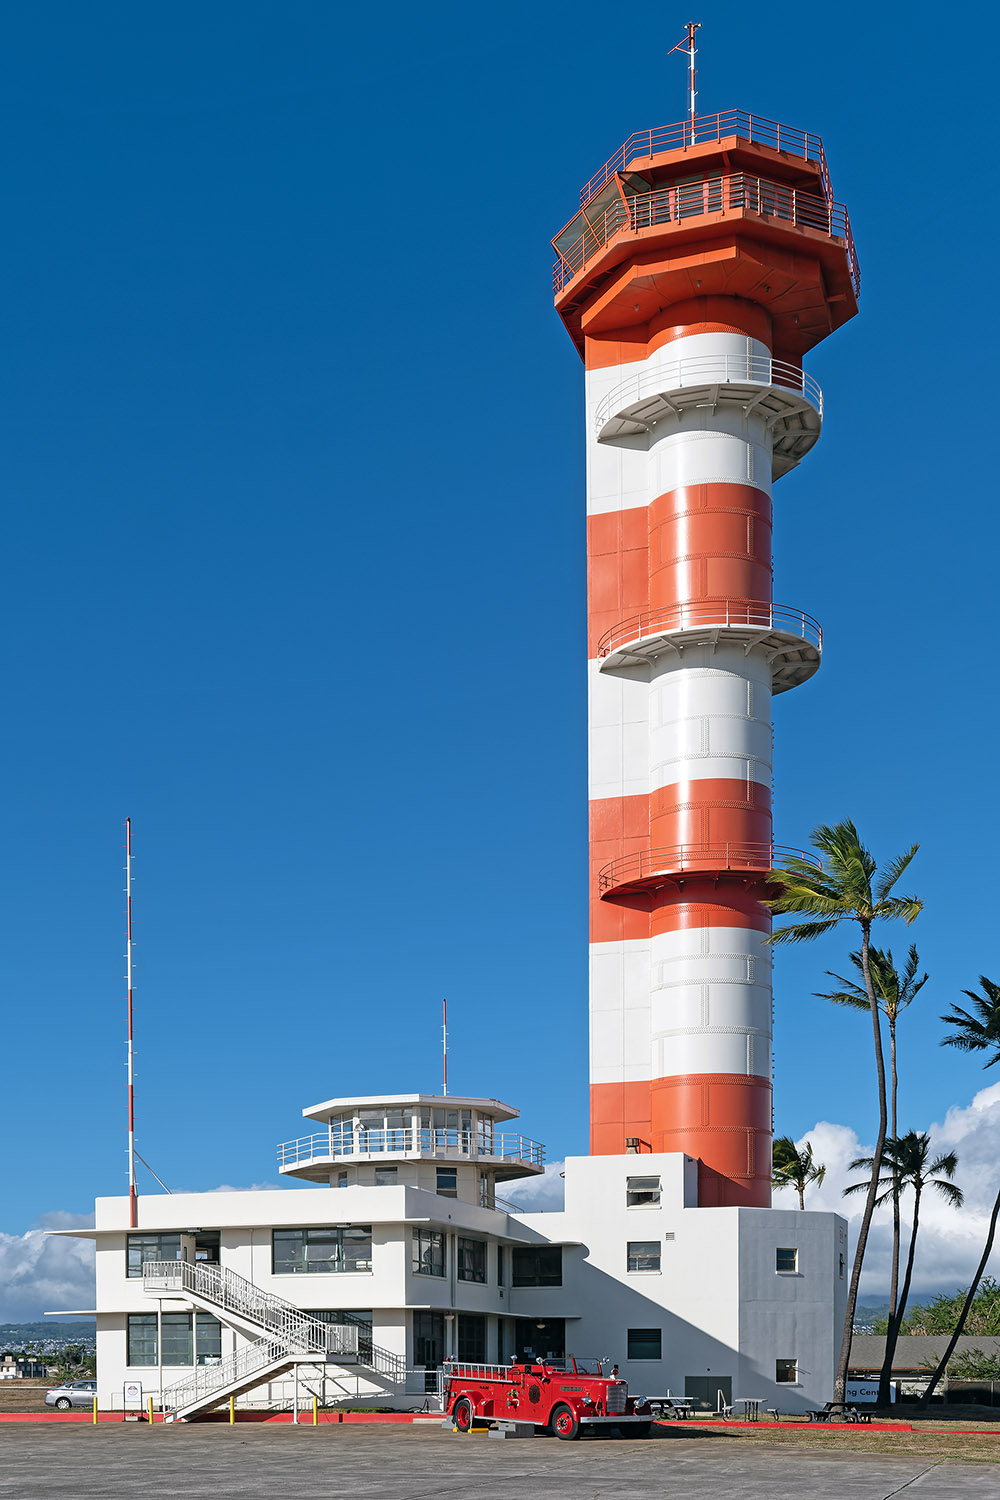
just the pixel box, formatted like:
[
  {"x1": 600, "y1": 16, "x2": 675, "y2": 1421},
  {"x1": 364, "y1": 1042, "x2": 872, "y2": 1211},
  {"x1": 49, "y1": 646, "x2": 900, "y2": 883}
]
[
  {"x1": 596, "y1": 601, "x2": 821, "y2": 693},
  {"x1": 593, "y1": 354, "x2": 822, "y2": 479},
  {"x1": 598, "y1": 842, "x2": 820, "y2": 899}
]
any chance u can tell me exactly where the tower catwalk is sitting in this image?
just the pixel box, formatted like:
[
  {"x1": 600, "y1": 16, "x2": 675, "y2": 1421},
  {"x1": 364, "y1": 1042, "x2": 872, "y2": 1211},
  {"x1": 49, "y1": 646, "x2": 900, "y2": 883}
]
[{"x1": 552, "y1": 112, "x2": 858, "y2": 1206}]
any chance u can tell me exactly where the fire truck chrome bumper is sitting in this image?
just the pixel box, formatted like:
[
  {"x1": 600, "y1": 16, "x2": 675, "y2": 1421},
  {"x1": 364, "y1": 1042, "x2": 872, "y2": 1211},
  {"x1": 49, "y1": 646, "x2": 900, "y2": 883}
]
[{"x1": 579, "y1": 1414, "x2": 650, "y2": 1425}]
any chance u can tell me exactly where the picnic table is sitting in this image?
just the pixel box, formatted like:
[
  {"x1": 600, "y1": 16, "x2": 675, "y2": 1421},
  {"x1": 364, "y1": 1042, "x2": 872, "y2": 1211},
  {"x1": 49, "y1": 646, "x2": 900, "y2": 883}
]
[{"x1": 649, "y1": 1397, "x2": 696, "y2": 1419}]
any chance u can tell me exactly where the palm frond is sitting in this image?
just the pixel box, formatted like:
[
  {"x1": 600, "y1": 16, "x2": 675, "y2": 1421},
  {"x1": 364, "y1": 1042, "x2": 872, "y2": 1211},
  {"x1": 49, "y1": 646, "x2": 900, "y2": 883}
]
[
  {"x1": 873, "y1": 844, "x2": 920, "y2": 902},
  {"x1": 769, "y1": 918, "x2": 841, "y2": 946},
  {"x1": 877, "y1": 895, "x2": 923, "y2": 926}
]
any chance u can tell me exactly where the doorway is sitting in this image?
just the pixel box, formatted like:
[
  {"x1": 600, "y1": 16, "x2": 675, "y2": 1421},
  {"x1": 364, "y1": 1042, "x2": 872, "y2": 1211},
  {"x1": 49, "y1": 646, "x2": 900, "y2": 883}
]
[{"x1": 685, "y1": 1375, "x2": 732, "y2": 1411}]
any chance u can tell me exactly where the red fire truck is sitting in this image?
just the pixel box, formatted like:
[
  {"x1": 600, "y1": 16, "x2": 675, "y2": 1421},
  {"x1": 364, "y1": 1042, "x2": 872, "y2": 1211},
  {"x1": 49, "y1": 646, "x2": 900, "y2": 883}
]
[{"x1": 443, "y1": 1356, "x2": 654, "y2": 1439}]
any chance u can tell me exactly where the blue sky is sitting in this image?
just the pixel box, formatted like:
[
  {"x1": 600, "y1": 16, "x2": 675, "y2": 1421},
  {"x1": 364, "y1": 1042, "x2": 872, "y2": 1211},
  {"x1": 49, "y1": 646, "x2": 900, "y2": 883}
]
[{"x1": 2, "y1": 0, "x2": 998, "y2": 1262}]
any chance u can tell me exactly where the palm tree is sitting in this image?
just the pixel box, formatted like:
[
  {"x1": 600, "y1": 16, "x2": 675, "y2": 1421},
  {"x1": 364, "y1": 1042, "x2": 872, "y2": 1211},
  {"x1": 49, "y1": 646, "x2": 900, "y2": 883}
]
[
  {"x1": 764, "y1": 819, "x2": 922, "y2": 1414},
  {"x1": 920, "y1": 978, "x2": 1000, "y2": 1405},
  {"x1": 845, "y1": 1132, "x2": 962, "y2": 1406},
  {"x1": 772, "y1": 1135, "x2": 826, "y2": 1209},
  {"x1": 818, "y1": 947, "x2": 928, "y2": 1332}
]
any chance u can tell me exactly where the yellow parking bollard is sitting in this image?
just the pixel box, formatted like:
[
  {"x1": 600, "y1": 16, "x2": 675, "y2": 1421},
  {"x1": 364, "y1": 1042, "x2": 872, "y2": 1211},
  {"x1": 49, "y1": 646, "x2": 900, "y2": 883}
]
[
  {"x1": 229, "y1": 1396, "x2": 235, "y2": 1425},
  {"x1": 312, "y1": 1397, "x2": 318, "y2": 1426},
  {"x1": 148, "y1": 1397, "x2": 154, "y2": 1425},
  {"x1": 92, "y1": 1396, "x2": 98, "y2": 1425}
]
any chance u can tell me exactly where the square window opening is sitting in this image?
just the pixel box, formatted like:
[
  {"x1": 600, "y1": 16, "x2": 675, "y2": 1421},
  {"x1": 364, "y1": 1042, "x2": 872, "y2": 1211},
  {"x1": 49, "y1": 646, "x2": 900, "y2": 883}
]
[
  {"x1": 627, "y1": 1240, "x2": 661, "y2": 1273},
  {"x1": 776, "y1": 1247, "x2": 798, "y2": 1274},
  {"x1": 626, "y1": 1175, "x2": 661, "y2": 1208},
  {"x1": 627, "y1": 1327, "x2": 662, "y2": 1360}
]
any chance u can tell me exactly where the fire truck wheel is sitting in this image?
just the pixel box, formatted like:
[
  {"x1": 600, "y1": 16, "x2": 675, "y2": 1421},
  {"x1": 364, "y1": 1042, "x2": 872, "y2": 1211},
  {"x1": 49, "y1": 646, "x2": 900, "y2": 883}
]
[
  {"x1": 453, "y1": 1398, "x2": 475, "y2": 1433},
  {"x1": 550, "y1": 1404, "x2": 581, "y2": 1441}
]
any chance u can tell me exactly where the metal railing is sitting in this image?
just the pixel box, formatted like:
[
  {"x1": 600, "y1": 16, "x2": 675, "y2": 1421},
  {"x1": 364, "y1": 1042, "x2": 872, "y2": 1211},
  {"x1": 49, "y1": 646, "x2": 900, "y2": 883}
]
[
  {"x1": 596, "y1": 601, "x2": 822, "y2": 660},
  {"x1": 277, "y1": 1129, "x2": 545, "y2": 1169},
  {"x1": 142, "y1": 1260, "x2": 355, "y2": 1360},
  {"x1": 443, "y1": 1361, "x2": 514, "y2": 1385},
  {"x1": 598, "y1": 843, "x2": 822, "y2": 893},
  {"x1": 594, "y1": 353, "x2": 822, "y2": 436},
  {"x1": 159, "y1": 1332, "x2": 295, "y2": 1418},
  {"x1": 579, "y1": 109, "x2": 831, "y2": 206},
  {"x1": 328, "y1": 1311, "x2": 408, "y2": 1379},
  {"x1": 553, "y1": 173, "x2": 858, "y2": 297},
  {"x1": 493, "y1": 1194, "x2": 525, "y2": 1214}
]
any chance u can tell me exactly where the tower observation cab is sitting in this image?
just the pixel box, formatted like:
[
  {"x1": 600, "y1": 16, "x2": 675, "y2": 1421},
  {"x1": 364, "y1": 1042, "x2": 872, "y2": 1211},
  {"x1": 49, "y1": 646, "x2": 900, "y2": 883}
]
[
  {"x1": 554, "y1": 109, "x2": 859, "y2": 1208},
  {"x1": 276, "y1": 1094, "x2": 545, "y2": 1203}
]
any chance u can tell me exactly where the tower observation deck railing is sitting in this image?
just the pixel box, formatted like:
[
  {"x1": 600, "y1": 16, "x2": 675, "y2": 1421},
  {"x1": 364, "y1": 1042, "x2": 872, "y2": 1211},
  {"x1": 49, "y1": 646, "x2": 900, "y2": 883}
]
[
  {"x1": 579, "y1": 109, "x2": 832, "y2": 206},
  {"x1": 593, "y1": 354, "x2": 822, "y2": 436},
  {"x1": 277, "y1": 1128, "x2": 545, "y2": 1171},
  {"x1": 596, "y1": 601, "x2": 823, "y2": 660},
  {"x1": 553, "y1": 173, "x2": 859, "y2": 297},
  {"x1": 598, "y1": 843, "x2": 822, "y2": 894}
]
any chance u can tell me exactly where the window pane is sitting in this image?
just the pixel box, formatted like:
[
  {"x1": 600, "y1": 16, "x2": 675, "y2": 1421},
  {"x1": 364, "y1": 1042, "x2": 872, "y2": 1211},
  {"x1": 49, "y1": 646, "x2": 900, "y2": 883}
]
[
  {"x1": 342, "y1": 1227, "x2": 372, "y2": 1272},
  {"x1": 457, "y1": 1238, "x2": 486, "y2": 1283},
  {"x1": 627, "y1": 1327, "x2": 662, "y2": 1360},
  {"x1": 776, "y1": 1248, "x2": 798, "y2": 1273},
  {"x1": 457, "y1": 1314, "x2": 485, "y2": 1362},
  {"x1": 627, "y1": 1240, "x2": 661, "y2": 1272},
  {"x1": 436, "y1": 1168, "x2": 457, "y2": 1199},
  {"x1": 161, "y1": 1313, "x2": 193, "y2": 1366},
  {"x1": 412, "y1": 1228, "x2": 444, "y2": 1277},
  {"x1": 512, "y1": 1247, "x2": 562, "y2": 1287},
  {"x1": 496, "y1": 1246, "x2": 504, "y2": 1287},
  {"x1": 776, "y1": 1358, "x2": 797, "y2": 1383},
  {"x1": 195, "y1": 1314, "x2": 222, "y2": 1366},
  {"x1": 374, "y1": 1166, "x2": 398, "y2": 1186},
  {"x1": 274, "y1": 1226, "x2": 372, "y2": 1274},
  {"x1": 626, "y1": 1176, "x2": 661, "y2": 1208},
  {"x1": 127, "y1": 1314, "x2": 158, "y2": 1366},
  {"x1": 127, "y1": 1233, "x2": 182, "y2": 1278}
]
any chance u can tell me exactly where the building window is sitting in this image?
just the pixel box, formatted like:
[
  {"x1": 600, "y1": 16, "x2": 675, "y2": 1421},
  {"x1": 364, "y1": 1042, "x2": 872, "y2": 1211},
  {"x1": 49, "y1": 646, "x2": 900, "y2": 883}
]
[
  {"x1": 458, "y1": 1313, "x2": 486, "y2": 1362},
  {"x1": 626, "y1": 1176, "x2": 661, "y2": 1208},
  {"x1": 336, "y1": 1171, "x2": 348, "y2": 1188},
  {"x1": 127, "y1": 1314, "x2": 158, "y2": 1366},
  {"x1": 161, "y1": 1312, "x2": 193, "y2": 1366},
  {"x1": 627, "y1": 1241, "x2": 661, "y2": 1273},
  {"x1": 272, "y1": 1226, "x2": 372, "y2": 1275},
  {"x1": 195, "y1": 1313, "x2": 222, "y2": 1366},
  {"x1": 776, "y1": 1247, "x2": 798, "y2": 1274},
  {"x1": 412, "y1": 1228, "x2": 445, "y2": 1277},
  {"x1": 436, "y1": 1167, "x2": 458, "y2": 1198},
  {"x1": 776, "y1": 1358, "x2": 798, "y2": 1383},
  {"x1": 497, "y1": 1246, "x2": 504, "y2": 1287},
  {"x1": 457, "y1": 1237, "x2": 486, "y2": 1283},
  {"x1": 479, "y1": 1172, "x2": 494, "y2": 1209},
  {"x1": 627, "y1": 1328, "x2": 662, "y2": 1360},
  {"x1": 126, "y1": 1233, "x2": 182, "y2": 1278},
  {"x1": 512, "y1": 1247, "x2": 562, "y2": 1287},
  {"x1": 374, "y1": 1166, "x2": 397, "y2": 1186}
]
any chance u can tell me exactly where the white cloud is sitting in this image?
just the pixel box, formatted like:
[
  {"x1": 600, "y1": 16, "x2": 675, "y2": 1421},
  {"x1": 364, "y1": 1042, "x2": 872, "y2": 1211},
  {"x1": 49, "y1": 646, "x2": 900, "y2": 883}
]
[
  {"x1": 507, "y1": 1160, "x2": 565, "y2": 1212},
  {"x1": 0, "y1": 1219, "x2": 96, "y2": 1321},
  {"x1": 788, "y1": 1081, "x2": 1000, "y2": 1298}
]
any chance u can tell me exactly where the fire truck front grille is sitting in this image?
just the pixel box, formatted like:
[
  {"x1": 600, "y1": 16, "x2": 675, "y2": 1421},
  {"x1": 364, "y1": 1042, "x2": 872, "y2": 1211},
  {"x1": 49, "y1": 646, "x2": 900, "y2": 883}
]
[{"x1": 606, "y1": 1383, "x2": 627, "y2": 1414}]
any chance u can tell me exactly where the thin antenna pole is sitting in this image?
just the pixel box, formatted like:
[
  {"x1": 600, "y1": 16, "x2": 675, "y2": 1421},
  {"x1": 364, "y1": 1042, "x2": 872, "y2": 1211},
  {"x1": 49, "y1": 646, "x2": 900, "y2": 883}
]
[
  {"x1": 668, "y1": 22, "x2": 702, "y2": 143},
  {"x1": 126, "y1": 818, "x2": 138, "y2": 1229},
  {"x1": 442, "y1": 998, "x2": 448, "y2": 1097}
]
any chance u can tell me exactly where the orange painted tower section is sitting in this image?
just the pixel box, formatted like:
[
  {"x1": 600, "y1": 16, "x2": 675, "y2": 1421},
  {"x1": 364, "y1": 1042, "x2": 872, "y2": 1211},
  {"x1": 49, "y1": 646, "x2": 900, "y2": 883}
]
[{"x1": 553, "y1": 112, "x2": 858, "y2": 1207}]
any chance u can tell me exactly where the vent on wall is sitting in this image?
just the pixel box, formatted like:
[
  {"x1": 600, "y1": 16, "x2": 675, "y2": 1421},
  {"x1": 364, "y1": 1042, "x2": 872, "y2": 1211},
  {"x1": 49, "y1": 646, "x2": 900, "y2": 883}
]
[{"x1": 664, "y1": 1232, "x2": 676, "y2": 1241}]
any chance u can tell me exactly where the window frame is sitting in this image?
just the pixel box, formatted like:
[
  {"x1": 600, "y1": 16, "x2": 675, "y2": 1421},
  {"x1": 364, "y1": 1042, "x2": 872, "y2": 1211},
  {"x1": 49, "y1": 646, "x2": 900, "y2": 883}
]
[
  {"x1": 626, "y1": 1175, "x2": 662, "y2": 1209},
  {"x1": 126, "y1": 1313, "x2": 158, "y2": 1367},
  {"x1": 511, "y1": 1246, "x2": 562, "y2": 1288},
  {"x1": 412, "y1": 1227, "x2": 445, "y2": 1278},
  {"x1": 126, "y1": 1232, "x2": 183, "y2": 1278},
  {"x1": 775, "y1": 1357, "x2": 798, "y2": 1384},
  {"x1": 775, "y1": 1247, "x2": 799, "y2": 1274},
  {"x1": 436, "y1": 1166, "x2": 458, "y2": 1199},
  {"x1": 271, "y1": 1226, "x2": 373, "y2": 1275},
  {"x1": 627, "y1": 1240, "x2": 662, "y2": 1273},
  {"x1": 457, "y1": 1236, "x2": 486, "y2": 1284}
]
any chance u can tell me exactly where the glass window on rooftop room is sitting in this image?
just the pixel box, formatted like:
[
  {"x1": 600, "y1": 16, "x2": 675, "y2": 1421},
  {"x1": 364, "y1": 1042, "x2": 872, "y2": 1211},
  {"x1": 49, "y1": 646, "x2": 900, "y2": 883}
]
[
  {"x1": 126, "y1": 1233, "x2": 182, "y2": 1277},
  {"x1": 374, "y1": 1165, "x2": 398, "y2": 1186},
  {"x1": 626, "y1": 1175, "x2": 661, "y2": 1208},
  {"x1": 273, "y1": 1226, "x2": 373, "y2": 1274},
  {"x1": 436, "y1": 1167, "x2": 458, "y2": 1199}
]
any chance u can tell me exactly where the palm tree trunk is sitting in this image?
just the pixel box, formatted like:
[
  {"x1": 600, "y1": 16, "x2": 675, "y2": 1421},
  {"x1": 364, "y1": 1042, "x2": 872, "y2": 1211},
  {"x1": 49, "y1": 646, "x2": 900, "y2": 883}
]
[
  {"x1": 832, "y1": 925, "x2": 888, "y2": 1416},
  {"x1": 798, "y1": 1181, "x2": 805, "y2": 1210},
  {"x1": 880, "y1": 1183, "x2": 920, "y2": 1406},
  {"x1": 920, "y1": 1183, "x2": 1000, "y2": 1405},
  {"x1": 879, "y1": 1018, "x2": 900, "y2": 1407}
]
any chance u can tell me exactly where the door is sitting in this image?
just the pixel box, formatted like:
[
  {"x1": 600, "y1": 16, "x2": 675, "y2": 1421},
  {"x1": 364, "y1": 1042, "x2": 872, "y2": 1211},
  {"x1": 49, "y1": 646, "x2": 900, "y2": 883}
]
[
  {"x1": 413, "y1": 1311, "x2": 445, "y2": 1395},
  {"x1": 685, "y1": 1375, "x2": 731, "y2": 1411}
]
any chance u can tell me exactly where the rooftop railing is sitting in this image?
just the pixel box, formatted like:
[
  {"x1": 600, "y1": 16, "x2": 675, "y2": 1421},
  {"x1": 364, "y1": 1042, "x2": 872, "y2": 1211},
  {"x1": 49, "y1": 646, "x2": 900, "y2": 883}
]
[
  {"x1": 554, "y1": 172, "x2": 859, "y2": 298},
  {"x1": 596, "y1": 601, "x2": 822, "y2": 660},
  {"x1": 277, "y1": 1128, "x2": 545, "y2": 1170},
  {"x1": 579, "y1": 109, "x2": 831, "y2": 207}
]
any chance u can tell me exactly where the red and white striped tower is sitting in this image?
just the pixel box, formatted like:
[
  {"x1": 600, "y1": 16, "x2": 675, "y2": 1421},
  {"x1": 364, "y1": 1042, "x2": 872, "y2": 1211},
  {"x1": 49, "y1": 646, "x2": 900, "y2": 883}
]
[{"x1": 552, "y1": 112, "x2": 858, "y2": 1207}]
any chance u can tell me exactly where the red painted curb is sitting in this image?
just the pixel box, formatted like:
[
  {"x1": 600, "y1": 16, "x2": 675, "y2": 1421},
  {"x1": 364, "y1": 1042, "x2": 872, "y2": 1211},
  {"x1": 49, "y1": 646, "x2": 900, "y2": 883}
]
[{"x1": 656, "y1": 1419, "x2": 914, "y2": 1433}]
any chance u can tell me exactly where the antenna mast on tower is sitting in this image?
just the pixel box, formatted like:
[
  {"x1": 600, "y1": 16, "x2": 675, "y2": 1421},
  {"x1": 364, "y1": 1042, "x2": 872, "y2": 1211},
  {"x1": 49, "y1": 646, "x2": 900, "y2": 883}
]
[
  {"x1": 125, "y1": 819, "x2": 138, "y2": 1229},
  {"x1": 668, "y1": 21, "x2": 702, "y2": 142},
  {"x1": 442, "y1": 998, "x2": 448, "y2": 1096}
]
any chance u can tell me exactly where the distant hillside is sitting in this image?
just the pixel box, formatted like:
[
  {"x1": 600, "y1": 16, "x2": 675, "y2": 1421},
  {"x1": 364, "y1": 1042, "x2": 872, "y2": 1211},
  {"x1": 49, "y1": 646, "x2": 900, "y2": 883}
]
[{"x1": 0, "y1": 1321, "x2": 94, "y2": 1340}]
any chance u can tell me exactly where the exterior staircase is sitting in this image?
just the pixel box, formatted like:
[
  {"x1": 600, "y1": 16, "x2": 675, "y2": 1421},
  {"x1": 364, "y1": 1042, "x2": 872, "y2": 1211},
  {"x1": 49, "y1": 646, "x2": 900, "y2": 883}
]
[{"x1": 143, "y1": 1259, "x2": 360, "y2": 1421}]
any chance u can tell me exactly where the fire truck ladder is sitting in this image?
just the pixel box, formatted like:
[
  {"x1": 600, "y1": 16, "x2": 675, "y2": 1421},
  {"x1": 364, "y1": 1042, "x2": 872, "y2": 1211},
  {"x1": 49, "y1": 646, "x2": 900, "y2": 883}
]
[{"x1": 141, "y1": 1260, "x2": 368, "y2": 1421}]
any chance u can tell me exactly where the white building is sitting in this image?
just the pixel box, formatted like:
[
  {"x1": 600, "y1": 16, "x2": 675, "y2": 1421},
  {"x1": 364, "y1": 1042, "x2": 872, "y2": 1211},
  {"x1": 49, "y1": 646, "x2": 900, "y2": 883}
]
[{"x1": 54, "y1": 1090, "x2": 846, "y2": 1419}]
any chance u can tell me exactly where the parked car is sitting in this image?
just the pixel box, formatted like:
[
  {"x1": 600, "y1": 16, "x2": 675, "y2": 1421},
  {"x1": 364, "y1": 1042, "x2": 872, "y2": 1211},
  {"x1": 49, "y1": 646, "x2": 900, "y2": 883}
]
[{"x1": 45, "y1": 1378, "x2": 97, "y2": 1411}]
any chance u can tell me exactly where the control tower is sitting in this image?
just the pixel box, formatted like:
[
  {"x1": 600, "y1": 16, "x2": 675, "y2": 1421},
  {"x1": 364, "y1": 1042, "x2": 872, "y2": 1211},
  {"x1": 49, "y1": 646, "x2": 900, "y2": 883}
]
[{"x1": 552, "y1": 109, "x2": 858, "y2": 1207}]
